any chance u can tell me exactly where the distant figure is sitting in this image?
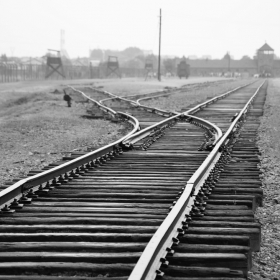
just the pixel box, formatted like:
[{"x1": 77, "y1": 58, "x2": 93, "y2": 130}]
[{"x1": 63, "y1": 90, "x2": 72, "y2": 107}]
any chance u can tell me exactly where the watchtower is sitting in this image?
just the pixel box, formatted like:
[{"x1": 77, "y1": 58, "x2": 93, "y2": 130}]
[
  {"x1": 106, "y1": 56, "x2": 121, "y2": 78},
  {"x1": 257, "y1": 43, "x2": 274, "y2": 76},
  {"x1": 144, "y1": 59, "x2": 153, "y2": 80},
  {"x1": 45, "y1": 49, "x2": 65, "y2": 79}
]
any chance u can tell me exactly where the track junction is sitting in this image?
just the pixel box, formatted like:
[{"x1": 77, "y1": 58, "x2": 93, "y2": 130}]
[{"x1": 0, "y1": 79, "x2": 267, "y2": 279}]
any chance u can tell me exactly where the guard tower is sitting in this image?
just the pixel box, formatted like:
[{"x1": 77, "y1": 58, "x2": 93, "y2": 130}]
[
  {"x1": 144, "y1": 58, "x2": 153, "y2": 80},
  {"x1": 257, "y1": 43, "x2": 274, "y2": 76},
  {"x1": 106, "y1": 56, "x2": 121, "y2": 78},
  {"x1": 45, "y1": 49, "x2": 65, "y2": 79}
]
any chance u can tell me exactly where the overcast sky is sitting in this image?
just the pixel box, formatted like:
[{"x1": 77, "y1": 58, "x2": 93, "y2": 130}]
[{"x1": 0, "y1": 0, "x2": 279, "y2": 59}]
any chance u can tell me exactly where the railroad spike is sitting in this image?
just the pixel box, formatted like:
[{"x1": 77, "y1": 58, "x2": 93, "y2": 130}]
[
  {"x1": 185, "y1": 215, "x2": 192, "y2": 221},
  {"x1": 160, "y1": 258, "x2": 169, "y2": 268},
  {"x1": 9, "y1": 199, "x2": 23, "y2": 209},
  {"x1": 70, "y1": 170, "x2": 79, "y2": 178},
  {"x1": 44, "y1": 181, "x2": 54, "y2": 190},
  {"x1": 155, "y1": 270, "x2": 164, "y2": 278},
  {"x1": 35, "y1": 184, "x2": 49, "y2": 196},
  {"x1": 1, "y1": 204, "x2": 15, "y2": 214},
  {"x1": 19, "y1": 194, "x2": 32, "y2": 204},
  {"x1": 182, "y1": 221, "x2": 189, "y2": 229},
  {"x1": 27, "y1": 189, "x2": 38, "y2": 199},
  {"x1": 172, "y1": 237, "x2": 180, "y2": 245},
  {"x1": 58, "y1": 174, "x2": 68, "y2": 184}
]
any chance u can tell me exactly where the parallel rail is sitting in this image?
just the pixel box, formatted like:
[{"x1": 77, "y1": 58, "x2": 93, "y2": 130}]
[
  {"x1": 128, "y1": 80, "x2": 266, "y2": 280},
  {"x1": 0, "y1": 79, "x2": 265, "y2": 279}
]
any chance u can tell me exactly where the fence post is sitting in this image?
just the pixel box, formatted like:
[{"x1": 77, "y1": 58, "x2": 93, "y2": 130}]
[
  {"x1": 13, "y1": 64, "x2": 15, "y2": 82},
  {"x1": 7, "y1": 64, "x2": 9, "y2": 82},
  {"x1": 90, "y1": 62, "x2": 92, "y2": 79}
]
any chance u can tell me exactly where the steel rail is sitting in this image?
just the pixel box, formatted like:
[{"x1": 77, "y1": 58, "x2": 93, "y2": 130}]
[
  {"x1": 133, "y1": 81, "x2": 256, "y2": 117},
  {"x1": 88, "y1": 85, "x2": 183, "y2": 101},
  {"x1": 0, "y1": 81, "x2": 253, "y2": 210},
  {"x1": 123, "y1": 113, "x2": 222, "y2": 147},
  {"x1": 135, "y1": 93, "x2": 177, "y2": 117},
  {"x1": 69, "y1": 87, "x2": 117, "y2": 119},
  {"x1": 0, "y1": 81, "x2": 258, "y2": 217},
  {"x1": 96, "y1": 87, "x2": 222, "y2": 149},
  {"x1": 90, "y1": 87, "x2": 176, "y2": 118},
  {"x1": 120, "y1": 89, "x2": 170, "y2": 100},
  {"x1": 0, "y1": 81, "x2": 262, "y2": 278},
  {"x1": 186, "y1": 81, "x2": 255, "y2": 114},
  {"x1": 101, "y1": 95, "x2": 173, "y2": 118},
  {"x1": 0, "y1": 88, "x2": 140, "y2": 208},
  {"x1": 123, "y1": 82, "x2": 256, "y2": 148},
  {"x1": 95, "y1": 82, "x2": 258, "y2": 164},
  {"x1": 99, "y1": 96, "x2": 139, "y2": 108},
  {"x1": 86, "y1": 81, "x2": 255, "y2": 121},
  {"x1": 128, "y1": 79, "x2": 266, "y2": 280},
  {"x1": 187, "y1": 80, "x2": 265, "y2": 186}
]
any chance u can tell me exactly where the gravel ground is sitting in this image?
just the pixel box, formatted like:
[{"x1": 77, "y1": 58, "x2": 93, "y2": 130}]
[
  {"x1": 248, "y1": 79, "x2": 280, "y2": 279},
  {"x1": 0, "y1": 90, "x2": 130, "y2": 186},
  {"x1": 96, "y1": 77, "x2": 230, "y2": 96}
]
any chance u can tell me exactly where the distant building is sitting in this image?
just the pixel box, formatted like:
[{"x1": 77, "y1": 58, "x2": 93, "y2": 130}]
[
  {"x1": 89, "y1": 60, "x2": 101, "y2": 67},
  {"x1": 187, "y1": 43, "x2": 280, "y2": 76},
  {"x1": 20, "y1": 57, "x2": 44, "y2": 65},
  {"x1": 188, "y1": 55, "x2": 198, "y2": 59},
  {"x1": 201, "y1": 55, "x2": 212, "y2": 60},
  {"x1": 142, "y1": 50, "x2": 153, "y2": 56},
  {"x1": 70, "y1": 58, "x2": 90, "y2": 67}
]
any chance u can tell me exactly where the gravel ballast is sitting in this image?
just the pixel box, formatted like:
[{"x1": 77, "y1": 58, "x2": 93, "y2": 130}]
[
  {"x1": 0, "y1": 77, "x2": 279, "y2": 277},
  {"x1": 248, "y1": 79, "x2": 280, "y2": 279}
]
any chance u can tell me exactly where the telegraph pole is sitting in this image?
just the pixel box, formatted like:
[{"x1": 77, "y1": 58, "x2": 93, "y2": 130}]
[
  {"x1": 158, "y1": 9, "x2": 162, "y2": 81},
  {"x1": 228, "y1": 52, "x2": 231, "y2": 72}
]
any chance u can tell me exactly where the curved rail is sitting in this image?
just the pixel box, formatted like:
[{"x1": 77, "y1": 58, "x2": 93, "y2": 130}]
[
  {"x1": 85, "y1": 81, "x2": 255, "y2": 124},
  {"x1": 128, "y1": 79, "x2": 266, "y2": 280},
  {"x1": 123, "y1": 81, "x2": 256, "y2": 119},
  {"x1": 91, "y1": 84, "x2": 249, "y2": 147},
  {"x1": 100, "y1": 96, "x2": 139, "y2": 110},
  {"x1": 0, "y1": 88, "x2": 140, "y2": 208},
  {"x1": 122, "y1": 82, "x2": 256, "y2": 148},
  {"x1": 91, "y1": 87, "x2": 175, "y2": 118},
  {"x1": 123, "y1": 113, "x2": 222, "y2": 148},
  {"x1": 68, "y1": 86, "x2": 117, "y2": 120},
  {"x1": 135, "y1": 93, "x2": 176, "y2": 117}
]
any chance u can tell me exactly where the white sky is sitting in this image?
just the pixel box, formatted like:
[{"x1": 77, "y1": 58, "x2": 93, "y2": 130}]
[{"x1": 0, "y1": 0, "x2": 279, "y2": 59}]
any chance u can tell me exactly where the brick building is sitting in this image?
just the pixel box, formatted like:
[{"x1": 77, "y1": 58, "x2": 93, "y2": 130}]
[{"x1": 187, "y1": 43, "x2": 280, "y2": 77}]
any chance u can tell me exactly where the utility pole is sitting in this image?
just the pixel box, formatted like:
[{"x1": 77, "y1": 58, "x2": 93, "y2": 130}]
[
  {"x1": 158, "y1": 9, "x2": 162, "y2": 81},
  {"x1": 228, "y1": 52, "x2": 231, "y2": 72}
]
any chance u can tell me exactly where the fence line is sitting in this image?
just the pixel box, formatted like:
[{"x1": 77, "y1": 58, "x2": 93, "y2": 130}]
[{"x1": 0, "y1": 63, "x2": 147, "y2": 83}]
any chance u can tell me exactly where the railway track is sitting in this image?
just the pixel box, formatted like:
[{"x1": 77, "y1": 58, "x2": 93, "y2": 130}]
[
  {"x1": 0, "y1": 80, "x2": 266, "y2": 279},
  {"x1": 82, "y1": 86, "x2": 176, "y2": 128}
]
